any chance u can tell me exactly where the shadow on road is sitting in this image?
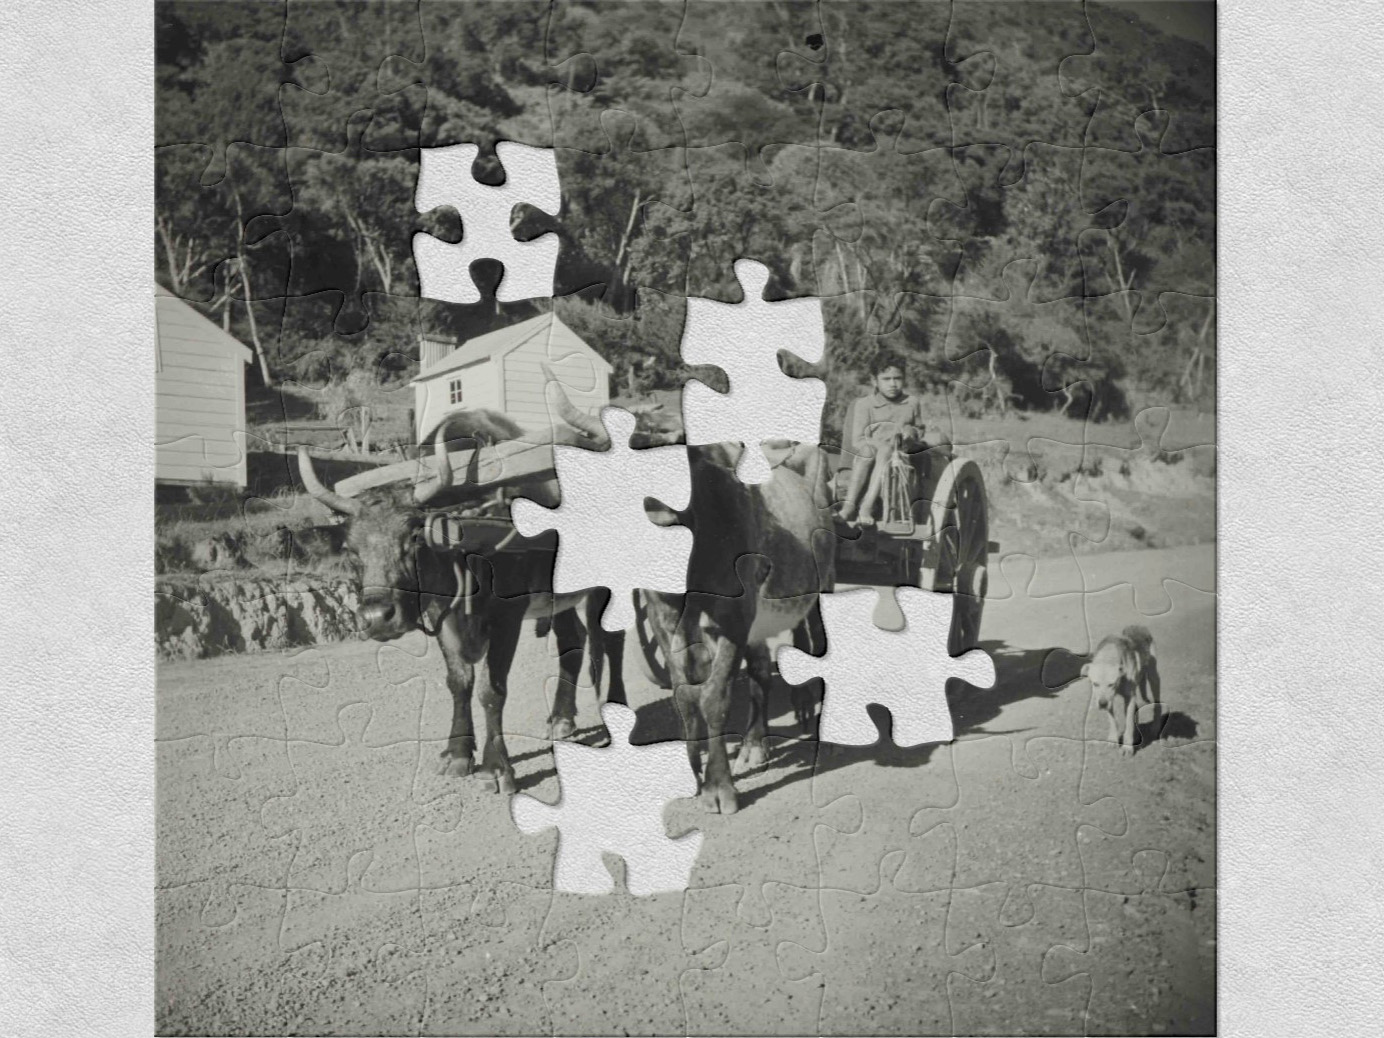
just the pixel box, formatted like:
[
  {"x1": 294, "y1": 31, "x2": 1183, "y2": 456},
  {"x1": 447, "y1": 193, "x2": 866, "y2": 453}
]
[
  {"x1": 945, "y1": 639, "x2": 1086, "y2": 737},
  {"x1": 617, "y1": 636, "x2": 1093, "y2": 806}
]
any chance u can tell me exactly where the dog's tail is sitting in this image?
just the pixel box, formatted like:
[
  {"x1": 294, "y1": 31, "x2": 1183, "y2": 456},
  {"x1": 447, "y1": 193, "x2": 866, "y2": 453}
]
[{"x1": 1121, "y1": 624, "x2": 1155, "y2": 657}]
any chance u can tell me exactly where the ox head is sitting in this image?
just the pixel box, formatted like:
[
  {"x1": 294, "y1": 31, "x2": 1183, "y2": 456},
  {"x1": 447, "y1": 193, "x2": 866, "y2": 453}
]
[
  {"x1": 299, "y1": 369, "x2": 609, "y2": 640},
  {"x1": 298, "y1": 426, "x2": 463, "y2": 639}
]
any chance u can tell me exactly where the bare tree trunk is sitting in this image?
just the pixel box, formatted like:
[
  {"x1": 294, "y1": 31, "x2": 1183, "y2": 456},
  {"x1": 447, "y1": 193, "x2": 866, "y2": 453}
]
[
  {"x1": 231, "y1": 188, "x2": 274, "y2": 387},
  {"x1": 157, "y1": 217, "x2": 209, "y2": 297},
  {"x1": 1109, "y1": 236, "x2": 1136, "y2": 321},
  {"x1": 614, "y1": 188, "x2": 642, "y2": 289}
]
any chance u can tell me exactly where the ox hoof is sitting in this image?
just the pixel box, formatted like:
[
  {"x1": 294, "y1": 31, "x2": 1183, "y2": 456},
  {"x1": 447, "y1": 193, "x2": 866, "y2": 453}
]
[
  {"x1": 547, "y1": 717, "x2": 577, "y2": 741},
  {"x1": 734, "y1": 743, "x2": 766, "y2": 773},
  {"x1": 496, "y1": 771, "x2": 518, "y2": 795},
  {"x1": 438, "y1": 751, "x2": 474, "y2": 778},
  {"x1": 699, "y1": 784, "x2": 739, "y2": 815},
  {"x1": 1120, "y1": 743, "x2": 1136, "y2": 758}
]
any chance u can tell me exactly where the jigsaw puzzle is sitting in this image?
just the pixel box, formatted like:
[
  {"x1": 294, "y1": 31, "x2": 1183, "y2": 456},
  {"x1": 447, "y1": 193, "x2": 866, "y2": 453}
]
[{"x1": 155, "y1": 2, "x2": 1216, "y2": 1033}]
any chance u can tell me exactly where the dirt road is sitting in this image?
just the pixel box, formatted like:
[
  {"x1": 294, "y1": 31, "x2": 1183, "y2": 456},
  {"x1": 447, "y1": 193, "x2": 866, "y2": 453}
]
[{"x1": 156, "y1": 544, "x2": 1214, "y2": 1035}]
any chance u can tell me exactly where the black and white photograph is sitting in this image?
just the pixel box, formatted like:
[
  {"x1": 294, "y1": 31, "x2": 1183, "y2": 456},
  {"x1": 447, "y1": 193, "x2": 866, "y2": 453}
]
[{"x1": 151, "y1": 1, "x2": 1215, "y2": 1033}]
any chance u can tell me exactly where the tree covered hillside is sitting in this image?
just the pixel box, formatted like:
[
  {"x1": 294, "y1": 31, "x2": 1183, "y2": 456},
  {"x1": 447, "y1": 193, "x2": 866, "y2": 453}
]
[{"x1": 156, "y1": 0, "x2": 1214, "y2": 435}]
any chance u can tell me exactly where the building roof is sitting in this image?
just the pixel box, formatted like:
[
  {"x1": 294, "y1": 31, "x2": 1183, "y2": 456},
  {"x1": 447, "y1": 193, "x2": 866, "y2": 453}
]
[
  {"x1": 413, "y1": 311, "x2": 612, "y2": 383},
  {"x1": 155, "y1": 283, "x2": 253, "y2": 363}
]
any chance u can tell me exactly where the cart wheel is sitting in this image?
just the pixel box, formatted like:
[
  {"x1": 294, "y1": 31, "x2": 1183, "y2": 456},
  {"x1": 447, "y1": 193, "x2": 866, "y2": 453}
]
[
  {"x1": 932, "y1": 459, "x2": 988, "y2": 656},
  {"x1": 631, "y1": 589, "x2": 671, "y2": 688}
]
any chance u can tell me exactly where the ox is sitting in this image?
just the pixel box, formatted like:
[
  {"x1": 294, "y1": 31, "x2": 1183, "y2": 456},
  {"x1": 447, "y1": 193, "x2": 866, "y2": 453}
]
[
  {"x1": 297, "y1": 386, "x2": 621, "y2": 794},
  {"x1": 641, "y1": 439, "x2": 836, "y2": 814}
]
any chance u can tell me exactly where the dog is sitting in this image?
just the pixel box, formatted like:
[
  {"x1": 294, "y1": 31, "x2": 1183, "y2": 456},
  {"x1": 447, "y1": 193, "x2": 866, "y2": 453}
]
[{"x1": 1081, "y1": 625, "x2": 1162, "y2": 756}]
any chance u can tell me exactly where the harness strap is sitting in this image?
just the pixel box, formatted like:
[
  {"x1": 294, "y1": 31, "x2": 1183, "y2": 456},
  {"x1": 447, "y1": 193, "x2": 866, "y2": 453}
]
[{"x1": 419, "y1": 558, "x2": 471, "y2": 636}]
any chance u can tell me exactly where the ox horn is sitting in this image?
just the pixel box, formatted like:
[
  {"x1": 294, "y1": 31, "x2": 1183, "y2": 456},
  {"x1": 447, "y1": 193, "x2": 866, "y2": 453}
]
[
  {"x1": 413, "y1": 424, "x2": 454, "y2": 506},
  {"x1": 541, "y1": 364, "x2": 611, "y2": 448},
  {"x1": 298, "y1": 447, "x2": 362, "y2": 516}
]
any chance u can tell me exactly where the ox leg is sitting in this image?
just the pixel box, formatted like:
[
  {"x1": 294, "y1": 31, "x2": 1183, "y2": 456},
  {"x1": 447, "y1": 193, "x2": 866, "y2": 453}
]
[
  {"x1": 695, "y1": 638, "x2": 743, "y2": 814},
  {"x1": 789, "y1": 612, "x2": 825, "y2": 736},
  {"x1": 601, "y1": 626, "x2": 627, "y2": 706},
  {"x1": 437, "y1": 618, "x2": 479, "y2": 778},
  {"x1": 735, "y1": 643, "x2": 772, "y2": 772},
  {"x1": 548, "y1": 607, "x2": 582, "y2": 742},
  {"x1": 478, "y1": 601, "x2": 524, "y2": 794},
  {"x1": 646, "y1": 594, "x2": 707, "y2": 781},
  {"x1": 584, "y1": 591, "x2": 627, "y2": 708}
]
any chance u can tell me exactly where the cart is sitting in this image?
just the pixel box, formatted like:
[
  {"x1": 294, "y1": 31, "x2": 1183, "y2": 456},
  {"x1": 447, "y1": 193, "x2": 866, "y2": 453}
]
[{"x1": 631, "y1": 439, "x2": 996, "y2": 688}]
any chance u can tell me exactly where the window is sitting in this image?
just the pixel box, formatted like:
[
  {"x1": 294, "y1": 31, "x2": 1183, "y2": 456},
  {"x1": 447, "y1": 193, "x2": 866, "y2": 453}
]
[{"x1": 448, "y1": 378, "x2": 464, "y2": 405}]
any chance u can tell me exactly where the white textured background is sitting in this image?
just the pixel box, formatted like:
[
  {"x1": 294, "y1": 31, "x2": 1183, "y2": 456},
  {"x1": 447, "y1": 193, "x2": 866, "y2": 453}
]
[{"x1": 2, "y1": 1, "x2": 1383, "y2": 1034}]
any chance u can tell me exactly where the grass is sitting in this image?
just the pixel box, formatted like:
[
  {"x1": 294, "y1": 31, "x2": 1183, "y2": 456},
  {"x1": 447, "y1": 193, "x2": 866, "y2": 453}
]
[
  {"x1": 156, "y1": 397, "x2": 1214, "y2": 583},
  {"x1": 155, "y1": 488, "x2": 357, "y2": 583},
  {"x1": 947, "y1": 407, "x2": 1215, "y2": 558}
]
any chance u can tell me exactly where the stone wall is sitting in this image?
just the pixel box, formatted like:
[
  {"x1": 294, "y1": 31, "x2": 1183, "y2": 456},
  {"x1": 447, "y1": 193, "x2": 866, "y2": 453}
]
[{"x1": 156, "y1": 578, "x2": 360, "y2": 660}]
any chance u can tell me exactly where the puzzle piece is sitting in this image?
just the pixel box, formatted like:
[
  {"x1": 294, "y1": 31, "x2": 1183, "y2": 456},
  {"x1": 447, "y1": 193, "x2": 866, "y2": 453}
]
[
  {"x1": 279, "y1": 0, "x2": 427, "y2": 153},
  {"x1": 553, "y1": 283, "x2": 730, "y2": 419},
  {"x1": 812, "y1": 112, "x2": 966, "y2": 304},
  {"x1": 277, "y1": 850, "x2": 430, "y2": 1035},
  {"x1": 262, "y1": 130, "x2": 462, "y2": 332},
  {"x1": 909, "y1": 735, "x2": 1123, "y2": 899},
  {"x1": 155, "y1": 1, "x2": 289, "y2": 179},
  {"x1": 1077, "y1": 738, "x2": 1215, "y2": 896},
  {"x1": 155, "y1": 735, "x2": 298, "y2": 907},
  {"x1": 155, "y1": 4, "x2": 1217, "y2": 1033},
  {"x1": 155, "y1": 882, "x2": 289, "y2": 1034},
  {"x1": 511, "y1": 408, "x2": 691, "y2": 630},
  {"x1": 946, "y1": 881, "x2": 1091, "y2": 1035},
  {"x1": 413, "y1": 0, "x2": 555, "y2": 177},
  {"x1": 413, "y1": 734, "x2": 561, "y2": 892},
  {"x1": 680, "y1": 881, "x2": 828, "y2": 1035},
  {"x1": 511, "y1": 703, "x2": 703, "y2": 895},
  {"x1": 261, "y1": 702, "x2": 463, "y2": 892},
  {"x1": 814, "y1": 852, "x2": 993, "y2": 1035},
  {"x1": 1080, "y1": 294, "x2": 1217, "y2": 449},
  {"x1": 539, "y1": 887, "x2": 691, "y2": 1035},
  {"x1": 414, "y1": 140, "x2": 560, "y2": 304},
  {"x1": 545, "y1": 2, "x2": 704, "y2": 153},
  {"x1": 1042, "y1": 889, "x2": 1216, "y2": 1035},
  {"x1": 777, "y1": 0, "x2": 963, "y2": 152},
  {"x1": 1059, "y1": 1, "x2": 1215, "y2": 154},
  {"x1": 155, "y1": 142, "x2": 293, "y2": 303},
  {"x1": 943, "y1": 0, "x2": 1098, "y2": 183},
  {"x1": 417, "y1": 256, "x2": 544, "y2": 351},
  {"x1": 675, "y1": 259, "x2": 826, "y2": 482},
  {"x1": 1080, "y1": 113, "x2": 1215, "y2": 300},
  {"x1": 810, "y1": 288, "x2": 958, "y2": 450},
  {"x1": 932, "y1": 144, "x2": 1127, "y2": 302},
  {"x1": 650, "y1": 142, "x2": 847, "y2": 302},
  {"x1": 416, "y1": 881, "x2": 560, "y2": 1034},
  {"x1": 273, "y1": 290, "x2": 422, "y2": 406},
  {"x1": 777, "y1": 585, "x2": 993, "y2": 748},
  {"x1": 512, "y1": 111, "x2": 697, "y2": 302},
  {"x1": 673, "y1": 0, "x2": 825, "y2": 174},
  {"x1": 1071, "y1": 510, "x2": 1217, "y2": 610},
  {"x1": 811, "y1": 729, "x2": 958, "y2": 895}
]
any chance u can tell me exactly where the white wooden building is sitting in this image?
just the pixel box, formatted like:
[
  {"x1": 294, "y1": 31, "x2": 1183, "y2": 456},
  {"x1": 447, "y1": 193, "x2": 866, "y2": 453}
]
[
  {"x1": 154, "y1": 284, "x2": 253, "y2": 488},
  {"x1": 412, "y1": 312, "x2": 612, "y2": 441}
]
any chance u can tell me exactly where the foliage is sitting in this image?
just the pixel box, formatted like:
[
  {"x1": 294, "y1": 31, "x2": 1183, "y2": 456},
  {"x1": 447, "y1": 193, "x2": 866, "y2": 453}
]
[{"x1": 155, "y1": 0, "x2": 1215, "y2": 417}]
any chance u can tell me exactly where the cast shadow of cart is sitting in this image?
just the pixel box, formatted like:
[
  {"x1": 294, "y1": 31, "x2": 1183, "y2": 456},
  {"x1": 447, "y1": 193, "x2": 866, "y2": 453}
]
[
  {"x1": 728, "y1": 638, "x2": 1102, "y2": 808},
  {"x1": 560, "y1": 635, "x2": 1195, "y2": 808},
  {"x1": 945, "y1": 639, "x2": 1087, "y2": 737}
]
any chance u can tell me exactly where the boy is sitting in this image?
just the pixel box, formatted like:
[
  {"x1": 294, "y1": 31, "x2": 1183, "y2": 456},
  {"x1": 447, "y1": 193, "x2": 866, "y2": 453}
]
[{"x1": 838, "y1": 351, "x2": 928, "y2": 525}]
